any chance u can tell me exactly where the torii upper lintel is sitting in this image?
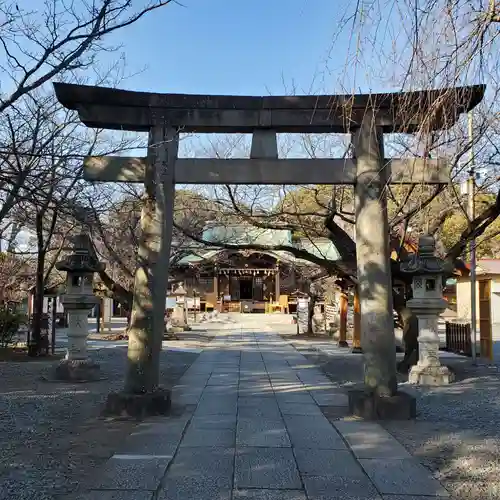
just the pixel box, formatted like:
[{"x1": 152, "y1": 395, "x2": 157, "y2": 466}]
[{"x1": 53, "y1": 83, "x2": 485, "y2": 133}]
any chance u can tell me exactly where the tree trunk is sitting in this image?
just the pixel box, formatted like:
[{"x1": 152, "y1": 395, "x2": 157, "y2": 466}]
[
  {"x1": 97, "y1": 269, "x2": 133, "y2": 312},
  {"x1": 393, "y1": 289, "x2": 419, "y2": 373},
  {"x1": 307, "y1": 294, "x2": 317, "y2": 335},
  {"x1": 29, "y1": 251, "x2": 46, "y2": 357}
]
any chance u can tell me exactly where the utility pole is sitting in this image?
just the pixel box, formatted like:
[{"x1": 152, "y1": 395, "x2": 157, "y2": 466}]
[{"x1": 468, "y1": 112, "x2": 477, "y2": 364}]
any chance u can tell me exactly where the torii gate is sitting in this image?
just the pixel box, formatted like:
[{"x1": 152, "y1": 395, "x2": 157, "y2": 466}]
[{"x1": 54, "y1": 83, "x2": 484, "y2": 417}]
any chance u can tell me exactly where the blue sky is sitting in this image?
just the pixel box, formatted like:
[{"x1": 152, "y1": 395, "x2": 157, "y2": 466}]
[{"x1": 105, "y1": 0, "x2": 355, "y2": 96}]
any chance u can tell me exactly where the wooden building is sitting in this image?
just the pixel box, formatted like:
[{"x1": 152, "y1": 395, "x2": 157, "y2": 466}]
[{"x1": 170, "y1": 224, "x2": 341, "y2": 314}]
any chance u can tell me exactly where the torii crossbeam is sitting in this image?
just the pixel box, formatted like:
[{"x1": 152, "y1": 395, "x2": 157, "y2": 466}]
[{"x1": 54, "y1": 82, "x2": 485, "y2": 417}]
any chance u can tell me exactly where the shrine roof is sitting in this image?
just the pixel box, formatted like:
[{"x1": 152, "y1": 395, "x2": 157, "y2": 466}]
[
  {"x1": 173, "y1": 234, "x2": 342, "y2": 268},
  {"x1": 53, "y1": 83, "x2": 485, "y2": 133}
]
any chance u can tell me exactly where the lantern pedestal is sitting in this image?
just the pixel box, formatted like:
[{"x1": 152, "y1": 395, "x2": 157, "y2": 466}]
[
  {"x1": 54, "y1": 299, "x2": 102, "y2": 382},
  {"x1": 407, "y1": 299, "x2": 455, "y2": 386},
  {"x1": 409, "y1": 363, "x2": 454, "y2": 386},
  {"x1": 171, "y1": 305, "x2": 188, "y2": 330}
]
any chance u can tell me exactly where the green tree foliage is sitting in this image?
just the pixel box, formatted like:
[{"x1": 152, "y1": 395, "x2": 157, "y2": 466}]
[
  {"x1": 0, "y1": 305, "x2": 26, "y2": 348},
  {"x1": 439, "y1": 193, "x2": 500, "y2": 258}
]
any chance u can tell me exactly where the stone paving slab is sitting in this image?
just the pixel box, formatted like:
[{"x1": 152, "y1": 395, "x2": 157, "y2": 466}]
[
  {"x1": 334, "y1": 421, "x2": 412, "y2": 459},
  {"x1": 181, "y1": 426, "x2": 235, "y2": 447},
  {"x1": 303, "y1": 474, "x2": 382, "y2": 499},
  {"x1": 94, "y1": 456, "x2": 171, "y2": 491},
  {"x1": 238, "y1": 401, "x2": 283, "y2": 419},
  {"x1": 234, "y1": 447, "x2": 302, "y2": 490},
  {"x1": 284, "y1": 414, "x2": 348, "y2": 449},
  {"x1": 359, "y1": 458, "x2": 450, "y2": 497},
  {"x1": 293, "y1": 448, "x2": 366, "y2": 478},
  {"x1": 279, "y1": 402, "x2": 325, "y2": 416},
  {"x1": 309, "y1": 389, "x2": 350, "y2": 407},
  {"x1": 275, "y1": 392, "x2": 317, "y2": 405},
  {"x1": 238, "y1": 385, "x2": 275, "y2": 397},
  {"x1": 75, "y1": 492, "x2": 154, "y2": 500},
  {"x1": 237, "y1": 417, "x2": 290, "y2": 447},
  {"x1": 188, "y1": 414, "x2": 237, "y2": 430},
  {"x1": 157, "y1": 447, "x2": 234, "y2": 500},
  {"x1": 115, "y1": 419, "x2": 189, "y2": 456},
  {"x1": 194, "y1": 397, "x2": 238, "y2": 415},
  {"x1": 233, "y1": 489, "x2": 307, "y2": 499},
  {"x1": 201, "y1": 385, "x2": 239, "y2": 397}
]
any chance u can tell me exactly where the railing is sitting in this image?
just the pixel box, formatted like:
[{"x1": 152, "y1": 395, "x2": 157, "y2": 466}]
[{"x1": 445, "y1": 321, "x2": 472, "y2": 357}]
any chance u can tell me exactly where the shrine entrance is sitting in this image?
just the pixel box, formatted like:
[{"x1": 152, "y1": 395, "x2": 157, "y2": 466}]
[
  {"x1": 239, "y1": 278, "x2": 252, "y2": 300},
  {"x1": 54, "y1": 82, "x2": 484, "y2": 407}
]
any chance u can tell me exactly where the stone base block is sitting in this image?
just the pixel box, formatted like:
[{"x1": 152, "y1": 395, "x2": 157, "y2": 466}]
[
  {"x1": 53, "y1": 358, "x2": 101, "y2": 382},
  {"x1": 348, "y1": 388, "x2": 416, "y2": 420},
  {"x1": 338, "y1": 340, "x2": 349, "y2": 348},
  {"x1": 351, "y1": 346, "x2": 363, "y2": 354},
  {"x1": 408, "y1": 364, "x2": 455, "y2": 386},
  {"x1": 103, "y1": 387, "x2": 172, "y2": 418}
]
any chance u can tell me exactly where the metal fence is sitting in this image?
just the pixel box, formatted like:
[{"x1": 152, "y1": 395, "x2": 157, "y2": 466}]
[{"x1": 445, "y1": 321, "x2": 472, "y2": 357}]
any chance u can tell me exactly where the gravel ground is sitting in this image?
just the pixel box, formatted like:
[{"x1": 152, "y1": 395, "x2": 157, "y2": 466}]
[
  {"x1": 278, "y1": 331, "x2": 500, "y2": 500},
  {"x1": 0, "y1": 338, "x2": 210, "y2": 500}
]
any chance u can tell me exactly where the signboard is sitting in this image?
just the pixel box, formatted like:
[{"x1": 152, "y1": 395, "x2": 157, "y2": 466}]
[
  {"x1": 223, "y1": 294, "x2": 232, "y2": 302},
  {"x1": 324, "y1": 304, "x2": 337, "y2": 328},
  {"x1": 296, "y1": 298, "x2": 309, "y2": 334},
  {"x1": 185, "y1": 297, "x2": 201, "y2": 309}
]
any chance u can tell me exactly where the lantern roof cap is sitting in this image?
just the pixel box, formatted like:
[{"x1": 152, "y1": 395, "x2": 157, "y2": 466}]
[
  {"x1": 400, "y1": 234, "x2": 446, "y2": 276},
  {"x1": 56, "y1": 233, "x2": 105, "y2": 273}
]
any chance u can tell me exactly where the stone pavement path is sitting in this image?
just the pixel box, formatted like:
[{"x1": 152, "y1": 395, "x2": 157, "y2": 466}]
[{"x1": 74, "y1": 327, "x2": 449, "y2": 500}]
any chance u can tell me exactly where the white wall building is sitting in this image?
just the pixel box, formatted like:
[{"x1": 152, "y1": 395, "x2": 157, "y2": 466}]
[{"x1": 456, "y1": 259, "x2": 500, "y2": 335}]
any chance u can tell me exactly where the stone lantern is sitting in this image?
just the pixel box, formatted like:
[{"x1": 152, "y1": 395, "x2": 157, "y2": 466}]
[
  {"x1": 171, "y1": 282, "x2": 189, "y2": 330},
  {"x1": 400, "y1": 235, "x2": 454, "y2": 385},
  {"x1": 54, "y1": 233, "x2": 105, "y2": 381}
]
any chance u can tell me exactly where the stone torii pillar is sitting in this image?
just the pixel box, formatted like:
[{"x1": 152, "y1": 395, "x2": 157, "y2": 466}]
[
  {"x1": 107, "y1": 125, "x2": 178, "y2": 415},
  {"x1": 354, "y1": 112, "x2": 397, "y2": 395}
]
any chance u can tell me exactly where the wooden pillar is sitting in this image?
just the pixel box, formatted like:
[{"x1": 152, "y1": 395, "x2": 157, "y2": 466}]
[
  {"x1": 353, "y1": 111, "x2": 397, "y2": 396},
  {"x1": 274, "y1": 263, "x2": 280, "y2": 302},
  {"x1": 125, "y1": 125, "x2": 179, "y2": 395},
  {"x1": 338, "y1": 290, "x2": 349, "y2": 347},
  {"x1": 352, "y1": 285, "x2": 362, "y2": 353}
]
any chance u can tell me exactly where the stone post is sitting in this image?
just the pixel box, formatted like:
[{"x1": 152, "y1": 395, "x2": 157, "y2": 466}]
[
  {"x1": 54, "y1": 233, "x2": 105, "y2": 382},
  {"x1": 103, "y1": 297, "x2": 112, "y2": 331},
  {"x1": 401, "y1": 235, "x2": 454, "y2": 385},
  {"x1": 106, "y1": 125, "x2": 178, "y2": 416},
  {"x1": 338, "y1": 291, "x2": 348, "y2": 347}
]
